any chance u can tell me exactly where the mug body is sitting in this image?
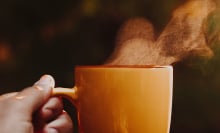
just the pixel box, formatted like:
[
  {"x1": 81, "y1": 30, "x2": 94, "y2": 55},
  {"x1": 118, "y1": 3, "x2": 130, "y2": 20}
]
[{"x1": 74, "y1": 65, "x2": 173, "y2": 133}]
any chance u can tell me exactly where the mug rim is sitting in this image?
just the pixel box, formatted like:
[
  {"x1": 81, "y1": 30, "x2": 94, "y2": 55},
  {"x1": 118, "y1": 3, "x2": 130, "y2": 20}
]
[{"x1": 75, "y1": 65, "x2": 172, "y2": 69}]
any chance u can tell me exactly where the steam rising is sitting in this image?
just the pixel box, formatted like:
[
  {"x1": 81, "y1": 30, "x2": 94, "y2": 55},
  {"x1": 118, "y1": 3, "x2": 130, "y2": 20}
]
[{"x1": 106, "y1": 0, "x2": 218, "y2": 65}]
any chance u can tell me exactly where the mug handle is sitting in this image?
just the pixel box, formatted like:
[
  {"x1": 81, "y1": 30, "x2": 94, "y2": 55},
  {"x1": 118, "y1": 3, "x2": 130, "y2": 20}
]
[
  {"x1": 52, "y1": 87, "x2": 78, "y2": 132},
  {"x1": 52, "y1": 87, "x2": 78, "y2": 105}
]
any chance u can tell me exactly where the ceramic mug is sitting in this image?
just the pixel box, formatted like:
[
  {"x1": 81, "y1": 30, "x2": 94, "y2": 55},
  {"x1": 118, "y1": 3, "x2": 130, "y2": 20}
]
[{"x1": 53, "y1": 65, "x2": 173, "y2": 133}]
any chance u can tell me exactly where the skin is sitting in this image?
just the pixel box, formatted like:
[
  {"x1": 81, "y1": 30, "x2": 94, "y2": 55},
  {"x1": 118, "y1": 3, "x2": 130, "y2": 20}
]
[{"x1": 0, "y1": 75, "x2": 73, "y2": 133}]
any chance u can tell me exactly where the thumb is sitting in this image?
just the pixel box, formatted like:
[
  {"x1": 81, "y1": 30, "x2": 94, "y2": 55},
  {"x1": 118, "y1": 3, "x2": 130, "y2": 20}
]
[{"x1": 14, "y1": 75, "x2": 55, "y2": 114}]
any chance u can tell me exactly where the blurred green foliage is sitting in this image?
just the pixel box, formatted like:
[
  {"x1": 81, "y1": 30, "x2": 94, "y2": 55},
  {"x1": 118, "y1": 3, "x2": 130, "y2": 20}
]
[{"x1": 0, "y1": 0, "x2": 220, "y2": 132}]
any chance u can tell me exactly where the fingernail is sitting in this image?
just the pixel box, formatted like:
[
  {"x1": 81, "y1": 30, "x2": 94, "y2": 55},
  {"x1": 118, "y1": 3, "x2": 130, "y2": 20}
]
[
  {"x1": 46, "y1": 128, "x2": 59, "y2": 133},
  {"x1": 34, "y1": 75, "x2": 55, "y2": 89}
]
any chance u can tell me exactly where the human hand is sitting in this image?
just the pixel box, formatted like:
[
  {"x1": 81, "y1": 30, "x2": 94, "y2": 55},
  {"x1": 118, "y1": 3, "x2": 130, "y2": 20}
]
[{"x1": 0, "y1": 75, "x2": 73, "y2": 133}]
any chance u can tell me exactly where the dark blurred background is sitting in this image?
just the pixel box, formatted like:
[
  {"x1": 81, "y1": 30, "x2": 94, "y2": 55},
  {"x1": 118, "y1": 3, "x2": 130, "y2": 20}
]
[{"x1": 0, "y1": 0, "x2": 220, "y2": 132}]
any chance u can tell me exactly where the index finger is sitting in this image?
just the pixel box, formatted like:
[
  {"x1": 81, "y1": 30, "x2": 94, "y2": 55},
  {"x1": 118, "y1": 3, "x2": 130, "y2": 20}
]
[{"x1": 9, "y1": 75, "x2": 55, "y2": 114}]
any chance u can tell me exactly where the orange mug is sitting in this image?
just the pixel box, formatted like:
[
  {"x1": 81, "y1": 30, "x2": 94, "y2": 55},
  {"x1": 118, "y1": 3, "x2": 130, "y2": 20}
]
[{"x1": 53, "y1": 65, "x2": 173, "y2": 133}]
